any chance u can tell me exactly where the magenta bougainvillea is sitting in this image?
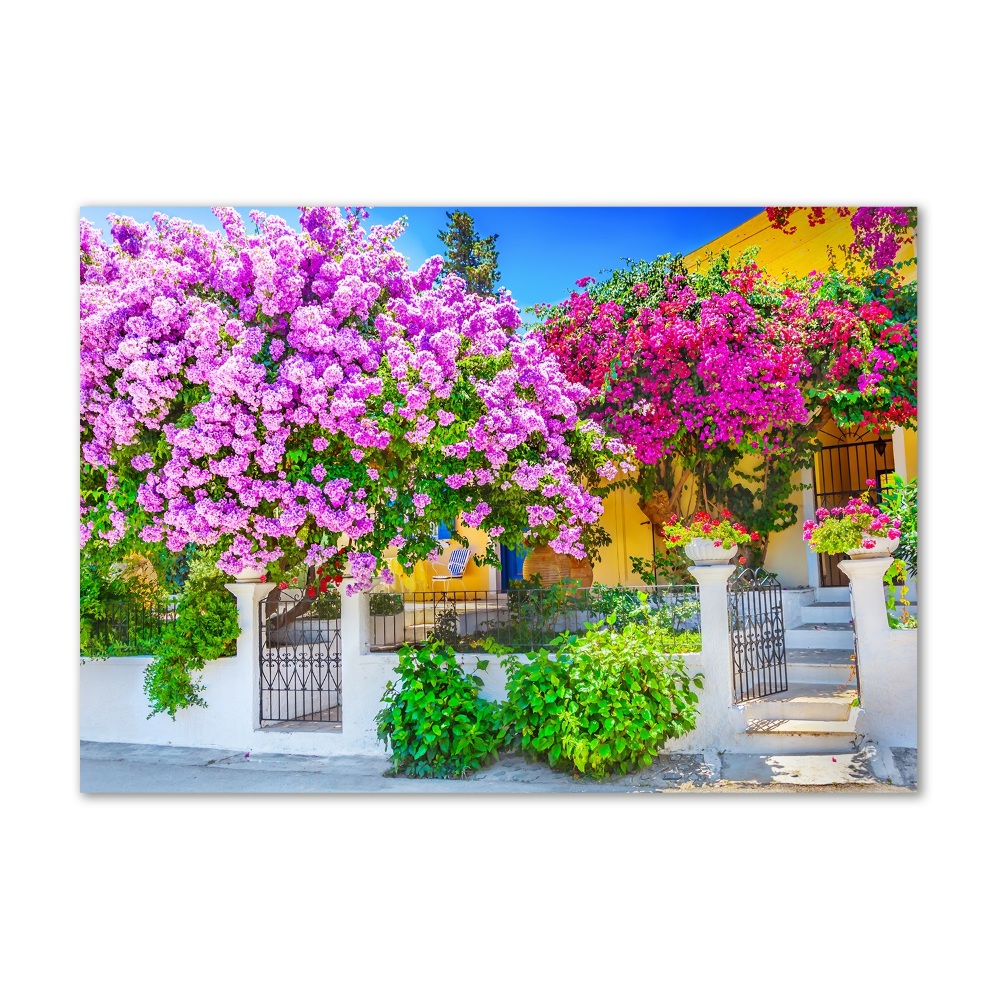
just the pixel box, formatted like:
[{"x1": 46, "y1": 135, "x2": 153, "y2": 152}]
[
  {"x1": 540, "y1": 253, "x2": 916, "y2": 460},
  {"x1": 80, "y1": 208, "x2": 631, "y2": 590},
  {"x1": 534, "y1": 242, "x2": 917, "y2": 550}
]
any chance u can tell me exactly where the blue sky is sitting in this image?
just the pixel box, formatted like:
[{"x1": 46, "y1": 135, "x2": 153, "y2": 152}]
[{"x1": 82, "y1": 205, "x2": 761, "y2": 324}]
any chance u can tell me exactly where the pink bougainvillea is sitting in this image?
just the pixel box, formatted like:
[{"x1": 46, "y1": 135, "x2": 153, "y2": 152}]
[{"x1": 80, "y1": 208, "x2": 632, "y2": 582}]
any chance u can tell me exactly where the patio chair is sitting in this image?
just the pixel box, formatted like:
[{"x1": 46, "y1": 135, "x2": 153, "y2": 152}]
[{"x1": 431, "y1": 547, "x2": 471, "y2": 593}]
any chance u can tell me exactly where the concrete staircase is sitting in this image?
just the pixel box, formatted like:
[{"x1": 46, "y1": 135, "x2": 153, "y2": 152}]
[{"x1": 736, "y1": 586, "x2": 863, "y2": 752}]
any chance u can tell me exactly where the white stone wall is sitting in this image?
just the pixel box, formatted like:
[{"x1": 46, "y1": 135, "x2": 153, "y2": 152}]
[
  {"x1": 841, "y1": 557, "x2": 918, "y2": 748},
  {"x1": 80, "y1": 563, "x2": 916, "y2": 758}
]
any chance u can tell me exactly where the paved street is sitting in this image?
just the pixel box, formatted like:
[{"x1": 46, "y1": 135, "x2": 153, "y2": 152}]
[{"x1": 80, "y1": 741, "x2": 917, "y2": 793}]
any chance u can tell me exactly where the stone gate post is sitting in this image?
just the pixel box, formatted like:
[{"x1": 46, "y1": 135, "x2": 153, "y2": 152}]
[
  {"x1": 688, "y1": 563, "x2": 737, "y2": 748},
  {"x1": 225, "y1": 578, "x2": 275, "y2": 728},
  {"x1": 838, "y1": 556, "x2": 917, "y2": 747}
]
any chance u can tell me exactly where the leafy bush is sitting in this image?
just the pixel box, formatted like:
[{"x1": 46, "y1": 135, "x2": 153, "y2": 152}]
[
  {"x1": 375, "y1": 642, "x2": 506, "y2": 778},
  {"x1": 588, "y1": 585, "x2": 700, "y2": 640},
  {"x1": 468, "y1": 577, "x2": 593, "y2": 651},
  {"x1": 142, "y1": 555, "x2": 239, "y2": 719},
  {"x1": 310, "y1": 588, "x2": 342, "y2": 619},
  {"x1": 879, "y1": 474, "x2": 917, "y2": 576},
  {"x1": 500, "y1": 613, "x2": 703, "y2": 778},
  {"x1": 81, "y1": 551, "x2": 173, "y2": 657},
  {"x1": 629, "y1": 549, "x2": 692, "y2": 586}
]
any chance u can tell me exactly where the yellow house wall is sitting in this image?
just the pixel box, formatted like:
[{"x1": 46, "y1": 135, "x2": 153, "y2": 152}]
[
  {"x1": 682, "y1": 209, "x2": 916, "y2": 283},
  {"x1": 761, "y1": 469, "x2": 810, "y2": 586},
  {"x1": 592, "y1": 489, "x2": 655, "y2": 586},
  {"x1": 905, "y1": 429, "x2": 918, "y2": 481},
  {"x1": 393, "y1": 520, "x2": 493, "y2": 594}
]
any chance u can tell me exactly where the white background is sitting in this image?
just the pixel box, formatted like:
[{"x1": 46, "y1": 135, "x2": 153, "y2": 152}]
[{"x1": 2, "y1": 2, "x2": 985, "y2": 996}]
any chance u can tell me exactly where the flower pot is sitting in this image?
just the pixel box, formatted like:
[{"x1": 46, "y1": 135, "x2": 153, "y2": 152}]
[
  {"x1": 233, "y1": 568, "x2": 265, "y2": 582},
  {"x1": 683, "y1": 538, "x2": 738, "y2": 566},
  {"x1": 521, "y1": 545, "x2": 571, "y2": 587},
  {"x1": 846, "y1": 535, "x2": 900, "y2": 559}
]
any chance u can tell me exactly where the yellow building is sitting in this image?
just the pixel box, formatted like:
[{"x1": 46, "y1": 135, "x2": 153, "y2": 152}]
[{"x1": 397, "y1": 208, "x2": 916, "y2": 595}]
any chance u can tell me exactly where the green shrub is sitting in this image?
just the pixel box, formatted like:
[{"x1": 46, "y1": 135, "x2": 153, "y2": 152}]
[
  {"x1": 375, "y1": 642, "x2": 506, "y2": 778},
  {"x1": 586, "y1": 585, "x2": 701, "y2": 646},
  {"x1": 142, "y1": 555, "x2": 239, "y2": 719},
  {"x1": 500, "y1": 614, "x2": 703, "y2": 778}
]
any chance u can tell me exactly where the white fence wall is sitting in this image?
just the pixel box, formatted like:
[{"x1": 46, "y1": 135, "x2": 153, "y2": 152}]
[{"x1": 80, "y1": 561, "x2": 916, "y2": 758}]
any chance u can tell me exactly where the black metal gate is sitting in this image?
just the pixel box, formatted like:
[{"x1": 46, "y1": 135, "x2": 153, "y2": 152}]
[
  {"x1": 259, "y1": 590, "x2": 342, "y2": 724},
  {"x1": 728, "y1": 568, "x2": 788, "y2": 702}
]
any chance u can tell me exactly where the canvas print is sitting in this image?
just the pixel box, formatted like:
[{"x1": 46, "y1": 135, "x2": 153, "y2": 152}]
[{"x1": 79, "y1": 206, "x2": 917, "y2": 793}]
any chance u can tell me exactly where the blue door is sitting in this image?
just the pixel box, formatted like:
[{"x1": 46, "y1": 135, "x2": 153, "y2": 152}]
[{"x1": 500, "y1": 544, "x2": 527, "y2": 591}]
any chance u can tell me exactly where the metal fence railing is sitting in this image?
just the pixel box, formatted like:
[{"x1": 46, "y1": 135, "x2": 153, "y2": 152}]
[
  {"x1": 80, "y1": 599, "x2": 179, "y2": 657},
  {"x1": 366, "y1": 584, "x2": 702, "y2": 653}
]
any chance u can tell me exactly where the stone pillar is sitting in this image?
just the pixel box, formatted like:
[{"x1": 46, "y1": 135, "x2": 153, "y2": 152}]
[
  {"x1": 838, "y1": 556, "x2": 917, "y2": 746},
  {"x1": 891, "y1": 426, "x2": 907, "y2": 480},
  {"x1": 800, "y1": 467, "x2": 821, "y2": 590},
  {"x1": 338, "y1": 579, "x2": 370, "y2": 662},
  {"x1": 687, "y1": 563, "x2": 737, "y2": 748},
  {"x1": 838, "y1": 557, "x2": 892, "y2": 643},
  {"x1": 225, "y1": 578, "x2": 275, "y2": 728}
]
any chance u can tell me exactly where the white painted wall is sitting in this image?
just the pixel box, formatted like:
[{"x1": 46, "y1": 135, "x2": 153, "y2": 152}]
[
  {"x1": 81, "y1": 559, "x2": 916, "y2": 760},
  {"x1": 841, "y1": 558, "x2": 918, "y2": 748}
]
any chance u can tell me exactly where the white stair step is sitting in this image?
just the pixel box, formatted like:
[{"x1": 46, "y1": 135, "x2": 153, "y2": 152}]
[
  {"x1": 816, "y1": 586, "x2": 851, "y2": 603},
  {"x1": 742, "y1": 682, "x2": 857, "y2": 722},
  {"x1": 785, "y1": 623, "x2": 855, "y2": 649},
  {"x1": 745, "y1": 718, "x2": 858, "y2": 736},
  {"x1": 740, "y1": 727, "x2": 862, "y2": 754},
  {"x1": 735, "y1": 703, "x2": 865, "y2": 753},
  {"x1": 785, "y1": 649, "x2": 856, "y2": 684},
  {"x1": 801, "y1": 602, "x2": 853, "y2": 624}
]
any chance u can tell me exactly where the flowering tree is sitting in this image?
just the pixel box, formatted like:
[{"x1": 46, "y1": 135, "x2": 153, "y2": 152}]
[
  {"x1": 533, "y1": 245, "x2": 917, "y2": 560},
  {"x1": 80, "y1": 207, "x2": 631, "y2": 598}
]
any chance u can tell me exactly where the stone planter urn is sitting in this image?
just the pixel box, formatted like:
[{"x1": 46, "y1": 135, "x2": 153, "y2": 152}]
[
  {"x1": 233, "y1": 568, "x2": 265, "y2": 582},
  {"x1": 846, "y1": 534, "x2": 900, "y2": 559},
  {"x1": 683, "y1": 538, "x2": 738, "y2": 566},
  {"x1": 521, "y1": 545, "x2": 571, "y2": 587},
  {"x1": 566, "y1": 556, "x2": 594, "y2": 588}
]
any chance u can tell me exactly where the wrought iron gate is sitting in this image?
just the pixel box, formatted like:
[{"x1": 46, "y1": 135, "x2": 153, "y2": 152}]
[
  {"x1": 259, "y1": 590, "x2": 342, "y2": 724},
  {"x1": 728, "y1": 568, "x2": 788, "y2": 702}
]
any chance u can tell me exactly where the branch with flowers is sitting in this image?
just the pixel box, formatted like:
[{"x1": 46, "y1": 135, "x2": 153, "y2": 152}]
[
  {"x1": 80, "y1": 208, "x2": 633, "y2": 588},
  {"x1": 766, "y1": 207, "x2": 917, "y2": 273}
]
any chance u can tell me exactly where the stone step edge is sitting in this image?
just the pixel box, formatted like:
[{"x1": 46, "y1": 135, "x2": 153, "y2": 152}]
[
  {"x1": 745, "y1": 719, "x2": 858, "y2": 736},
  {"x1": 739, "y1": 705, "x2": 864, "y2": 737}
]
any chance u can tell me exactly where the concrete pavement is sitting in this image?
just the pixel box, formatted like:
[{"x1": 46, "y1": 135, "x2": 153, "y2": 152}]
[{"x1": 80, "y1": 740, "x2": 917, "y2": 793}]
